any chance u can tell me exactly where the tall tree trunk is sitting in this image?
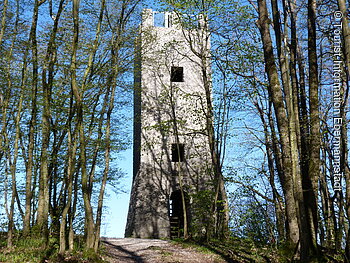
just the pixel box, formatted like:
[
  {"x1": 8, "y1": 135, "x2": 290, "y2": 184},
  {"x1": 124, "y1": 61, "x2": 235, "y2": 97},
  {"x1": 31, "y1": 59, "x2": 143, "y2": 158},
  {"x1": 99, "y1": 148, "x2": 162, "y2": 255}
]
[
  {"x1": 255, "y1": 99, "x2": 285, "y2": 242},
  {"x1": 306, "y1": 0, "x2": 320, "y2": 257},
  {"x1": 337, "y1": 0, "x2": 350, "y2": 257},
  {"x1": 5, "y1": 0, "x2": 21, "y2": 247},
  {"x1": 320, "y1": 139, "x2": 335, "y2": 248},
  {"x1": 256, "y1": 0, "x2": 300, "y2": 247},
  {"x1": 70, "y1": 0, "x2": 95, "y2": 249},
  {"x1": 201, "y1": 27, "x2": 229, "y2": 240},
  {"x1": 8, "y1": 89, "x2": 24, "y2": 248},
  {"x1": 169, "y1": 81, "x2": 189, "y2": 239},
  {"x1": 270, "y1": 0, "x2": 309, "y2": 254},
  {"x1": 79, "y1": 0, "x2": 106, "y2": 250},
  {"x1": 0, "y1": 0, "x2": 8, "y2": 47},
  {"x1": 59, "y1": 127, "x2": 77, "y2": 253},
  {"x1": 36, "y1": 0, "x2": 64, "y2": 243},
  {"x1": 24, "y1": 0, "x2": 40, "y2": 236},
  {"x1": 178, "y1": 12, "x2": 229, "y2": 238}
]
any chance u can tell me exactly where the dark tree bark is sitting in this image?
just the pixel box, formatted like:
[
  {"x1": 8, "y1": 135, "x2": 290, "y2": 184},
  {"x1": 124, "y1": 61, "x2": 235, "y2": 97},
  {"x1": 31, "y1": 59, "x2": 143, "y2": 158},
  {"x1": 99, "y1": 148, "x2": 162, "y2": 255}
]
[{"x1": 305, "y1": 0, "x2": 321, "y2": 257}]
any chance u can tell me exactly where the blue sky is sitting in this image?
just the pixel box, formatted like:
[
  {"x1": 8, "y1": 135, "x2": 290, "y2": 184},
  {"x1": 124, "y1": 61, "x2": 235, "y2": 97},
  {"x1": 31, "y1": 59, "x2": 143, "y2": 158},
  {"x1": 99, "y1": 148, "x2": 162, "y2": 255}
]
[{"x1": 102, "y1": 148, "x2": 133, "y2": 237}]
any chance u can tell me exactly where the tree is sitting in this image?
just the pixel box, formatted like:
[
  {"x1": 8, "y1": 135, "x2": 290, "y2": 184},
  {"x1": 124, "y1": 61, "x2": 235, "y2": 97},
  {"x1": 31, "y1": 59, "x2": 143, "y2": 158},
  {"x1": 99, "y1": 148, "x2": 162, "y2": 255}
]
[
  {"x1": 0, "y1": 0, "x2": 139, "y2": 254},
  {"x1": 36, "y1": 0, "x2": 65, "y2": 244},
  {"x1": 167, "y1": 0, "x2": 230, "y2": 239}
]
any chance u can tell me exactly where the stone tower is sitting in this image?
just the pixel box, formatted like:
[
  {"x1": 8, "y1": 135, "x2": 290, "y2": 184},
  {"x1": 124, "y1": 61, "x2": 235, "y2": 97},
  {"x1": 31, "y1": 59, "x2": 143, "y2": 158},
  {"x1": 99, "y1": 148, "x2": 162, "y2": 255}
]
[{"x1": 125, "y1": 9, "x2": 213, "y2": 239}]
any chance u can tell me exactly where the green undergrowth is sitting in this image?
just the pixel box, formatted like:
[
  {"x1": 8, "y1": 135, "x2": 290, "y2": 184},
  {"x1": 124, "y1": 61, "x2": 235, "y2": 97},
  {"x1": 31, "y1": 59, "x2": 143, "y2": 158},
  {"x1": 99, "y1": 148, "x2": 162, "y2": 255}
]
[
  {"x1": 171, "y1": 237, "x2": 281, "y2": 262},
  {"x1": 171, "y1": 237, "x2": 346, "y2": 262},
  {"x1": 0, "y1": 233, "x2": 107, "y2": 263}
]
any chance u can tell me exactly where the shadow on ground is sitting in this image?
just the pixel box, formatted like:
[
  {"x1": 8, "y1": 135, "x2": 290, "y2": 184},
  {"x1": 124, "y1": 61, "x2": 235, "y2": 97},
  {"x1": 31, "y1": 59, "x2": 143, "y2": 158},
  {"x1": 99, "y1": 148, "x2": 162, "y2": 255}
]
[{"x1": 102, "y1": 240, "x2": 145, "y2": 263}]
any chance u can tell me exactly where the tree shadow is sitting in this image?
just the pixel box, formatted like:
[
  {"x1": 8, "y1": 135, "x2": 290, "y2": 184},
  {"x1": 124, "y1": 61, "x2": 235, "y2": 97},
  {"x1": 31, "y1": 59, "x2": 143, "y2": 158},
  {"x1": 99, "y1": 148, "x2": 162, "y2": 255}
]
[
  {"x1": 199, "y1": 241, "x2": 272, "y2": 263},
  {"x1": 102, "y1": 240, "x2": 145, "y2": 263},
  {"x1": 199, "y1": 243, "x2": 241, "y2": 263}
]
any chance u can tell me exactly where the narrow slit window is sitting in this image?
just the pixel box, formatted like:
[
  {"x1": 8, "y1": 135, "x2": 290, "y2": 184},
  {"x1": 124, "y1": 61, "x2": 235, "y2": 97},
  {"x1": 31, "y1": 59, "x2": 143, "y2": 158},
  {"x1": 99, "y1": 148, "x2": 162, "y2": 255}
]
[
  {"x1": 171, "y1": 66, "x2": 184, "y2": 82},
  {"x1": 172, "y1": 143, "x2": 185, "y2": 162}
]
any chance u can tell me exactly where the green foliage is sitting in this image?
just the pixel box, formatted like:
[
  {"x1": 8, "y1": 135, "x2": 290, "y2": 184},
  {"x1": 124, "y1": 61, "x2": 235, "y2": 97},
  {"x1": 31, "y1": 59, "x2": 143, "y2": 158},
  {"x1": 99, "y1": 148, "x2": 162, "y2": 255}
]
[
  {"x1": 229, "y1": 191, "x2": 275, "y2": 245},
  {"x1": 239, "y1": 200, "x2": 272, "y2": 244},
  {"x1": 0, "y1": 236, "x2": 47, "y2": 263},
  {"x1": 81, "y1": 248, "x2": 105, "y2": 262},
  {"x1": 170, "y1": 237, "x2": 346, "y2": 262},
  {"x1": 172, "y1": 238, "x2": 216, "y2": 254},
  {"x1": 172, "y1": 237, "x2": 283, "y2": 262},
  {"x1": 190, "y1": 189, "x2": 215, "y2": 238},
  {"x1": 0, "y1": 234, "x2": 107, "y2": 263}
]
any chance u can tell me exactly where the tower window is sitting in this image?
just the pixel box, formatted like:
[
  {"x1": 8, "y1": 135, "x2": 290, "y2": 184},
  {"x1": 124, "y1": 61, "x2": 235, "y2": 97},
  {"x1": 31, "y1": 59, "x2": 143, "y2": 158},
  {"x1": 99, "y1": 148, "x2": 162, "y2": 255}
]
[
  {"x1": 171, "y1": 67, "x2": 184, "y2": 82},
  {"x1": 172, "y1": 143, "x2": 185, "y2": 162},
  {"x1": 154, "y1": 12, "x2": 165, "y2": 27}
]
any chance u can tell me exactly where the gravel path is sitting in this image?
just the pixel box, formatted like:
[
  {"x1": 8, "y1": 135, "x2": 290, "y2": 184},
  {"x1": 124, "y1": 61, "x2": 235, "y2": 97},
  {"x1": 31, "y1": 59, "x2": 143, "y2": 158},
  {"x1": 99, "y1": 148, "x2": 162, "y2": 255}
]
[{"x1": 101, "y1": 238, "x2": 226, "y2": 263}]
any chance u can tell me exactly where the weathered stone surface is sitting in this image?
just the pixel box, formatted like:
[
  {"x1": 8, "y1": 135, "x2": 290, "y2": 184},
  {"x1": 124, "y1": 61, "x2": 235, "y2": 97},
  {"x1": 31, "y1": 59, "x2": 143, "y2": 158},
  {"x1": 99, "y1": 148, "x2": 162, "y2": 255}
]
[{"x1": 125, "y1": 9, "x2": 212, "y2": 239}]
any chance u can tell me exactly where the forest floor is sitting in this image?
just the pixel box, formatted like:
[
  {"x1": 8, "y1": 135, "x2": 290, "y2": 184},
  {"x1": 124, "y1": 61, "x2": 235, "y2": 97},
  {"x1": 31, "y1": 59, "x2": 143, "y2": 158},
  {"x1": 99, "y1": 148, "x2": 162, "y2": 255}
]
[
  {"x1": 100, "y1": 238, "x2": 348, "y2": 263},
  {"x1": 101, "y1": 238, "x2": 226, "y2": 263},
  {"x1": 1, "y1": 235, "x2": 344, "y2": 262}
]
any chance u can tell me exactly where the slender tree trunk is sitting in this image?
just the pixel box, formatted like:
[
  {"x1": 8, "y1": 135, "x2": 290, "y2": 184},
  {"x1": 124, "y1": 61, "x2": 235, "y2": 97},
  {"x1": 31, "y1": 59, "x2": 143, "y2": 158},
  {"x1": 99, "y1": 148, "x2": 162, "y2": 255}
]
[
  {"x1": 256, "y1": 0, "x2": 300, "y2": 247},
  {"x1": 306, "y1": 0, "x2": 320, "y2": 257},
  {"x1": 201, "y1": 39, "x2": 229, "y2": 240},
  {"x1": 36, "y1": 0, "x2": 64, "y2": 243},
  {"x1": 255, "y1": 99, "x2": 285, "y2": 242},
  {"x1": 0, "y1": 0, "x2": 8, "y2": 47},
  {"x1": 169, "y1": 81, "x2": 189, "y2": 239},
  {"x1": 24, "y1": 0, "x2": 40, "y2": 236},
  {"x1": 5, "y1": 0, "x2": 21, "y2": 248},
  {"x1": 59, "y1": 132, "x2": 77, "y2": 253},
  {"x1": 69, "y1": 166, "x2": 79, "y2": 251},
  {"x1": 7, "y1": 89, "x2": 24, "y2": 248},
  {"x1": 271, "y1": 0, "x2": 308, "y2": 254},
  {"x1": 337, "y1": 0, "x2": 350, "y2": 257},
  {"x1": 178, "y1": 12, "x2": 229, "y2": 238},
  {"x1": 203, "y1": 63, "x2": 229, "y2": 239},
  {"x1": 69, "y1": 0, "x2": 95, "y2": 249},
  {"x1": 320, "y1": 141, "x2": 335, "y2": 248},
  {"x1": 59, "y1": 96, "x2": 77, "y2": 254},
  {"x1": 79, "y1": 0, "x2": 106, "y2": 250}
]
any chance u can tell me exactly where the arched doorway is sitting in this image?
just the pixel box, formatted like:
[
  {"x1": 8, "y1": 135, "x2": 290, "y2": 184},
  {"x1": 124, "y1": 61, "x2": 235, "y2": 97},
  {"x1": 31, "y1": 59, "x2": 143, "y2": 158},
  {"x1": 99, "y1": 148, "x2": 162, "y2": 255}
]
[{"x1": 169, "y1": 190, "x2": 189, "y2": 238}]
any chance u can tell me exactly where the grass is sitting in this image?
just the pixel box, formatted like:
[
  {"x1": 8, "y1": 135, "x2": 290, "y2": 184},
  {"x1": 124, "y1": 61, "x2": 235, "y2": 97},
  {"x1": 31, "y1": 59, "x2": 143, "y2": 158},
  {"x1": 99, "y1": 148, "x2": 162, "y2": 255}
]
[
  {"x1": 0, "y1": 233, "x2": 107, "y2": 263},
  {"x1": 0, "y1": 235, "x2": 47, "y2": 263},
  {"x1": 170, "y1": 237, "x2": 287, "y2": 262},
  {"x1": 171, "y1": 237, "x2": 348, "y2": 262}
]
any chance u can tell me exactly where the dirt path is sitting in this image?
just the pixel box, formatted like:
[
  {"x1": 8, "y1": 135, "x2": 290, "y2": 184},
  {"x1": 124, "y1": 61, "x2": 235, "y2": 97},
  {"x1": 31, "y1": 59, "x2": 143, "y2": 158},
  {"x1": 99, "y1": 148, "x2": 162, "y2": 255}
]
[{"x1": 101, "y1": 238, "x2": 226, "y2": 263}]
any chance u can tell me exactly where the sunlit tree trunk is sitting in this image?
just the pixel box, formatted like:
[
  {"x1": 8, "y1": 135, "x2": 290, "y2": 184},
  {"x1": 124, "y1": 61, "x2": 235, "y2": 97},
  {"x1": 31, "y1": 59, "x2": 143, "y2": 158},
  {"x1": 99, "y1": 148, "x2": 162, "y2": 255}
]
[
  {"x1": 6, "y1": 4, "x2": 21, "y2": 246},
  {"x1": 69, "y1": 0, "x2": 95, "y2": 249},
  {"x1": 0, "y1": 0, "x2": 8, "y2": 46},
  {"x1": 59, "y1": 130, "x2": 77, "y2": 253},
  {"x1": 201, "y1": 19, "x2": 229, "y2": 240},
  {"x1": 59, "y1": 95, "x2": 77, "y2": 253},
  {"x1": 36, "y1": 0, "x2": 64, "y2": 244},
  {"x1": 256, "y1": 0, "x2": 300, "y2": 247},
  {"x1": 23, "y1": 0, "x2": 39, "y2": 236},
  {"x1": 78, "y1": 0, "x2": 106, "y2": 250},
  {"x1": 337, "y1": 0, "x2": 350, "y2": 256},
  {"x1": 255, "y1": 99, "x2": 285, "y2": 242},
  {"x1": 270, "y1": 0, "x2": 309, "y2": 253},
  {"x1": 8, "y1": 91, "x2": 24, "y2": 248}
]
